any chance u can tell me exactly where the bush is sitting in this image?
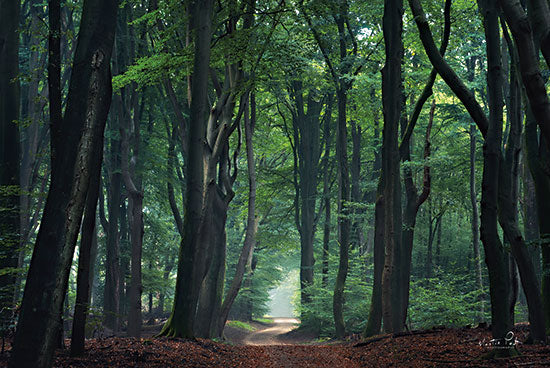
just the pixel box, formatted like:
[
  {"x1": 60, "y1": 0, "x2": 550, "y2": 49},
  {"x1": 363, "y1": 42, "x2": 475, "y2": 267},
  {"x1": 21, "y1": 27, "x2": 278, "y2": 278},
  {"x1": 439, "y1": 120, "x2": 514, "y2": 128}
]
[{"x1": 408, "y1": 273, "x2": 487, "y2": 329}]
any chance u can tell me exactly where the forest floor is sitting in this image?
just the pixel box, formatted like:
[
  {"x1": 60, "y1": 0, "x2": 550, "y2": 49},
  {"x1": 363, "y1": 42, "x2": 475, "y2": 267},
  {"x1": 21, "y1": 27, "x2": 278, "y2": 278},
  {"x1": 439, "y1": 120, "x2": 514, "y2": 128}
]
[{"x1": 1, "y1": 320, "x2": 550, "y2": 367}]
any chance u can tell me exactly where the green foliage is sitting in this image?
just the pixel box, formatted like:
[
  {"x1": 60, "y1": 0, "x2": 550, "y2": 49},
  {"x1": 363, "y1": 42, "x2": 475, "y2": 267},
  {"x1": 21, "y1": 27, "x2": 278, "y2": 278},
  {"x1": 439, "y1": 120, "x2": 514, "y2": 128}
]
[
  {"x1": 298, "y1": 248, "x2": 371, "y2": 337},
  {"x1": 408, "y1": 274, "x2": 488, "y2": 329},
  {"x1": 226, "y1": 320, "x2": 256, "y2": 332}
]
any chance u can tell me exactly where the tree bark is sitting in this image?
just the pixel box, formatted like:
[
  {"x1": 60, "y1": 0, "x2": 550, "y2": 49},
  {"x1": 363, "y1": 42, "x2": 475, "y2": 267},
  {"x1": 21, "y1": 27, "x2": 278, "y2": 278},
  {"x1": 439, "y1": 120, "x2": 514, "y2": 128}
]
[
  {"x1": 478, "y1": 0, "x2": 513, "y2": 349},
  {"x1": 321, "y1": 96, "x2": 333, "y2": 288},
  {"x1": 70, "y1": 122, "x2": 104, "y2": 356},
  {"x1": 159, "y1": 0, "x2": 214, "y2": 338},
  {"x1": 9, "y1": 0, "x2": 117, "y2": 364},
  {"x1": 333, "y1": 86, "x2": 351, "y2": 338},
  {"x1": 380, "y1": 0, "x2": 404, "y2": 334},
  {"x1": 215, "y1": 93, "x2": 257, "y2": 338},
  {"x1": 290, "y1": 81, "x2": 322, "y2": 307},
  {"x1": 400, "y1": 100, "x2": 434, "y2": 323},
  {"x1": 408, "y1": 0, "x2": 489, "y2": 137},
  {"x1": 497, "y1": 27, "x2": 546, "y2": 341},
  {"x1": 470, "y1": 122, "x2": 484, "y2": 321},
  {"x1": 525, "y1": 108, "x2": 550, "y2": 334},
  {"x1": 364, "y1": 181, "x2": 385, "y2": 337},
  {"x1": 498, "y1": 0, "x2": 550, "y2": 150},
  {"x1": 103, "y1": 135, "x2": 122, "y2": 332}
]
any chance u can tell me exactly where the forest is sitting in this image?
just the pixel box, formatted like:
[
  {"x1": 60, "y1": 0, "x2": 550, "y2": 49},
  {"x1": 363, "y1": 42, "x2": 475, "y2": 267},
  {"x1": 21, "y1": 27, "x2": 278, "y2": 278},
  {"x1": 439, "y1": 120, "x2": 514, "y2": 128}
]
[{"x1": 1, "y1": 0, "x2": 550, "y2": 366}]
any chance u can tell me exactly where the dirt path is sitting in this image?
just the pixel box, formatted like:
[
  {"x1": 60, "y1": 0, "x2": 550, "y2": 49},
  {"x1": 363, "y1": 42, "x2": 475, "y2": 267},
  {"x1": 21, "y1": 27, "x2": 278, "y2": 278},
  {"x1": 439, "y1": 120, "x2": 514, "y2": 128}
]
[{"x1": 243, "y1": 317, "x2": 300, "y2": 345}]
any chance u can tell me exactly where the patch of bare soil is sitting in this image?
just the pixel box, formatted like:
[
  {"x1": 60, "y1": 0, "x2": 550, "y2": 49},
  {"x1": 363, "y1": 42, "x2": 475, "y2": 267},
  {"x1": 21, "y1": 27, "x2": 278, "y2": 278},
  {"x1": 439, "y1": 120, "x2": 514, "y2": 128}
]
[{"x1": 243, "y1": 317, "x2": 300, "y2": 345}]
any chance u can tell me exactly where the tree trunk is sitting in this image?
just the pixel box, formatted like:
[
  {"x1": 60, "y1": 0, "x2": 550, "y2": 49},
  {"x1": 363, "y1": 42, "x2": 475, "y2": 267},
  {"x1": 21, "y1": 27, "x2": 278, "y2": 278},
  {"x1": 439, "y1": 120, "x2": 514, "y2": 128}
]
[
  {"x1": 333, "y1": 86, "x2": 351, "y2": 338},
  {"x1": 321, "y1": 96, "x2": 333, "y2": 288},
  {"x1": 470, "y1": 122, "x2": 484, "y2": 321},
  {"x1": 350, "y1": 120, "x2": 364, "y2": 252},
  {"x1": 364, "y1": 181, "x2": 385, "y2": 337},
  {"x1": 120, "y1": 101, "x2": 144, "y2": 338},
  {"x1": 522, "y1": 155, "x2": 540, "y2": 283},
  {"x1": 400, "y1": 100, "x2": 434, "y2": 323},
  {"x1": 290, "y1": 81, "x2": 322, "y2": 307},
  {"x1": 498, "y1": 0, "x2": 550, "y2": 149},
  {"x1": 380, "y1": 0, "x2": 404, "y2": 334},
  {"x1": 497, "y1": 30, "x2": 547, "y2": 341},
  {"x1": 525, "y1": 109, "x2": 550, "y2": 334},
  {"x1": 103, "y1": 134, "x2": 122, "y2": 331},
  {"x1": 70, "y1": 126, "x2": 104, "y2": 356},
  {"x1": 195, "y1": 190, "x2": 228, "y2": 338},
  {"x1": 0, "y1": 0, "x2": 21, "y2": 330},
  {"x1": 478, "y1": 0, "x2": 513, "y2": 350},
  {"x1": 9, "y1": 0, "x2": 117, "y2": 364},
  {"x1": 216, "y1": 93, "x2": 258, "y2": 338},
  {"x1": 159, "y1": 0, "x2": 214, "y2": 338}
]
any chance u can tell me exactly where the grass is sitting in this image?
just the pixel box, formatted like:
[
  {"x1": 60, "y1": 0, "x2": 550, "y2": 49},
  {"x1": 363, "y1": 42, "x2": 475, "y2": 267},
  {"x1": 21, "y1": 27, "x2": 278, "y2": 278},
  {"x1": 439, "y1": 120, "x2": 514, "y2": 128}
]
[
  {"x1": 226, "y1": 320, "x2": 256, "y2": 332},
  {"x1": 253, "y1": 317, "x2": 273, "y2": 325}
]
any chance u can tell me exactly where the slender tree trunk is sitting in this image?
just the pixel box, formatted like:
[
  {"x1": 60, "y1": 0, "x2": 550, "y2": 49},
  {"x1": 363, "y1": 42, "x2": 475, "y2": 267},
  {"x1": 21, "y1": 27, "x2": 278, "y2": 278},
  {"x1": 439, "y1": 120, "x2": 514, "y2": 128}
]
[
  {"x1": 498, "y1": 23, "x2": 547, "y2": 342},
  {"x1": 525, "y1": 108, "x2": 550, "y2": 334},
  {"x1": 350, "y1": 120, "x2": 364, "y2": 251},
  {"x1": 380, "y1": 0, "x2": 404, "y2": 334},
  {"x1": 104, "y1": 137, "x2": 122, "y2": 332},
  {"x1": 9, "y1": 0, "x2": 117, "y2": 364},
  {"x1": 469, "y1": 122, "x2": 484, "y2": 321},
  {"x1": 215, "y1": 94, "x2": 257, "y2": 337},
  {"x1": 400, "y1": 100, "x2": 434, "y2": 323},
  {"x1": 478, "y1": 0, "x2": 513, "y2": 351},
  {"x1": 290, "y1": 82, "x2": 322, "y2": 307},
  {"x1": 333, "y1": 87, "x2": 351, "y2": 338},
  {"x1": 321, "y1": 98, "x2": 333, "y2": 288},
  {"x1": 120, "y1": 103, "x2": 144, "y2": 339},
  {"x1": 70, "y1": 124, "x2": 104, "y2": 356},
  {"x1": 522, "y1": 155, "x2": 540, "y2": 283},
  {"x1": 364, "y1": 181, "x2": 385, "y2": 337}
]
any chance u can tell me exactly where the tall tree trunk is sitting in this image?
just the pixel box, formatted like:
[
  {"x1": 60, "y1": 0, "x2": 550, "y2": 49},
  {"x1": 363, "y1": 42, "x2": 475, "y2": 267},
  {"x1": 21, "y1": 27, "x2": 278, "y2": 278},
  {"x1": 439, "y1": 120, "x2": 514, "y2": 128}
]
[
  {"x1": 103, "y1": 136, "x2": 122, "y2": 332},
  {"x1": 470, "y1": 122, "x2": 484, "y2": 321},
  {"x1": 70, "y1": 125, "x2": 104, "y2": 356},
  {"x1": 380, "y1": 0, "x2": 404, "y2": 334},
  {"x1": 9, "y1": 0, "x2": 117, "y2": 365},
  {"x1": 400, "y1": 100, "x2": 433, "y2": 324},
  {"x1": 522, "y1": 155, "x2": 540, "y2": 283},
  {"x1": 120, "y1": 102, "x2": 144, "y2": 339},
  {"x1": 289, "y1": 81, "x2": 322, "y2": 307},
  {"x1": 0, "y1": 0, "x2": 21, "y2": 330},
  {"x1": 525, "y1": 108, "x2": 550, "y2": 334},
  {"x1": 478, "y1": 0, "x2": 513, "y2": 351},
  {"x1": 216, "y1": 93, "x2": 258, "y2": 338},
  {"x1": 159, "y1": 0, "x2": 214, "y2": 338},
  {"x1": 321, "y1": 96, "x2": 333, "y2": 288},
  {"x1": 498, "y1": 27, "x2": 547, "y2": 341},
  {"x1": 364, "y1": 181, "x2": 385, "y2": 337},
  {"x1": 498, "y1": 0, "x2": 550, "y2": 149},
  {"x1": 350, "y1": 120, "x2": 363, "y2": 251},
  {"x1": 333, "y1": 86, "x2": 351, "y2": 338}
]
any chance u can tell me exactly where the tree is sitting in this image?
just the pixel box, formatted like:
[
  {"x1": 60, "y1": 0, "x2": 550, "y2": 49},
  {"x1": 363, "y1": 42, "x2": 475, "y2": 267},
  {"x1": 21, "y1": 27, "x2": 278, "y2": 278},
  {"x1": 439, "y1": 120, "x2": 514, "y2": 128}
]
[
  {"x1": 380, "y1": 0, "x2": 404, "y2": 334},
  {"x1": 9, "y1": 0, "x2": 118, "y2": 365},
  {"x1": 158, "y1": 0, "x2": 215, "y2": 338},
  {"x1": 288, "y1": 80, "x2": 323, "y2": 306},
  {"x1": 409, "y1": 0, "x2": 546, "y2": 345}
]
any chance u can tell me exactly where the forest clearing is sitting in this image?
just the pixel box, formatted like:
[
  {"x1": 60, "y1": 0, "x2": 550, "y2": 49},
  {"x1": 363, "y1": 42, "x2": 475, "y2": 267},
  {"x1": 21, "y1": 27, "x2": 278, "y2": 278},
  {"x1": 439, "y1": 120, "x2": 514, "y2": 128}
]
[{"x1": 2, "y1": 0, "x2": 550, "y2": 367}]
